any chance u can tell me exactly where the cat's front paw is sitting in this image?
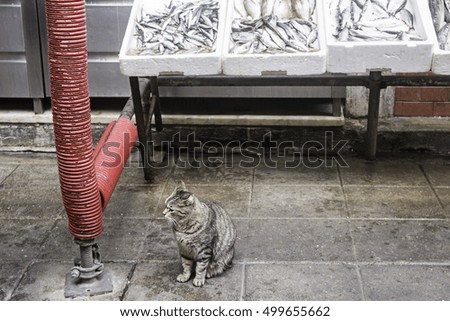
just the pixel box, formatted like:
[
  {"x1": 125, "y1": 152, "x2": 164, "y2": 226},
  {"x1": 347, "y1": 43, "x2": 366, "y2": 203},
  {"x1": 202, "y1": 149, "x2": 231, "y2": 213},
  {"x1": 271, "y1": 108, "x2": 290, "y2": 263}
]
[
  {"x1": 192, "y1": 277, "x2": 205, "y2": 287},
  {"x1": 176, "y1": 273, "x2": 191, "y2": 283}
]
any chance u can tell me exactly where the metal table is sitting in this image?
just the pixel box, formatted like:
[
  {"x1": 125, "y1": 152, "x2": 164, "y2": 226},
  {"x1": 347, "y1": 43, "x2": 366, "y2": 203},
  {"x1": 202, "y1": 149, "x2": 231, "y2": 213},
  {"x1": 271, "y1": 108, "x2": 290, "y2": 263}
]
[{"x1": 129, "y1": 72, "x2": 450, "y2": 181}]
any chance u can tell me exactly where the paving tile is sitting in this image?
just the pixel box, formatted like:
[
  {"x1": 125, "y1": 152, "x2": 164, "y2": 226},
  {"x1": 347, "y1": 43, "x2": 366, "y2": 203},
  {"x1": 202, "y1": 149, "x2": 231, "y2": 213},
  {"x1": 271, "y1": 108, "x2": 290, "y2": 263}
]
[
  {"x1": 0, "y1": 154, "x2": 21, "y2": 164},
  {"x1": 141, "y1": 219, "x2": 180, "y2": 261},
  {"x1": 141, "y1": 218, "x2": 248, "y2": 263},
  {"x1": 38, "y1": 219, "x2": 77, "y2": 261},
  {"x1": 245, "y1": 263, "x2": 362, "y2": 300},
  {"x1": 171, "y1": 160, "x2": 253, "y2": 186},
  {"x1": 103, "y1": 185, "x2": 165, "y2": 219},
  {"x1": 0, "y1": 219, "x2": 54, "y2": 261},
  {"x1": 345, "y1": 186, "x2": 445, "y2": 219},
  {"x1": 0, "y1": 183, "x2": 63, "y2": 219},
  {"x1": 228, "y1": 219, "x2": 248, "y2": 263},
  {"x1": 361, "y1": 264, "x2": 450, "y2": 300},
  {"x1": 254, "y1": 163, "x2": 340, "y2": 186},
  {"x1": 0, "y1": 262, "x2": 28, "y2": 301},
  {"x1": 351, "y1": 220, "x2": 450, "y2": 262},
  {"x1": 3, "y1": 164, "x2": 59, "y2": 185},
  {"x1": 124, "y1": 261, "x2": 242, "y2": 300},
  {"x1": 98, "y1": 219, "x2": 150, "y2": 261},
  {"x1": 0, "y1": 164, "x2": 17, "y2": 184},
  {"x1": 340, "y1": 157, "x2": 427, "y2": 186},
  {"x1": 41, "y1": 218, "x2": 159, "y2": 262},
  {"x1": 10, "y1": 261, "x2": 132, "y2": 301},
  {"x1": 1, "y1": 163, "x2": 61, "y2": 219},
  {"x1": 117, "y1": 164, "x2": 174, "y2": 186},
  {"x1": 157, "y1": 184, "x2": 251, "y2": 218},
  {"x1": 0, "y1": 153, "x2": 57, "y2": 165},
  {"x1": 435, "y1": 188, "x2": 450, "y2": 214},
  {"x1": 245, "y1": 219, "x2": 354, "y2": 262},
  {"x1": 250, "y1": 185, "x2": 346, "y2": 218},
  {"x1": 421, "y1": 163, "x2": 450, "y2": 187}
]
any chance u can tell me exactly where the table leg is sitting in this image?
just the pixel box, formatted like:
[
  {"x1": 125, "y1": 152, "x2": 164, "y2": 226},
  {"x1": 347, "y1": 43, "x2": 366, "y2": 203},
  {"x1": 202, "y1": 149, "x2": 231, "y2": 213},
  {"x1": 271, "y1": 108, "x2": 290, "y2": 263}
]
[
  {"x1": 150, "y1": 77, "x2": 163, "y2": 132},
  {"x1": 129, "y1": 76, "x2": 152, "y2": 181},
  {"x1": 365, "y1": 71, "x2": 383, "y2": 161}
]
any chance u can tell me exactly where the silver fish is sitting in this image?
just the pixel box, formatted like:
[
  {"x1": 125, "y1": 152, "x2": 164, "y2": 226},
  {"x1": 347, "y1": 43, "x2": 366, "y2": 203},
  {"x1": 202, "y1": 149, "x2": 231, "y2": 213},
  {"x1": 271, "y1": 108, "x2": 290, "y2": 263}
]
[
  {"x1": 262, "y1": 0, "x2": 276, "y2": 16},
  {"x1": 352, "y1": 0, "x2": 365, "y2": 8},
  {"x1": 339, "y1": 0, "x2": 353, "y2": 29},
  {"x1": 445, "y1": 0, "x2": 450, "y2": 22},
  {"x1": 372, "y1": 0, "x2": 388, "y2": 10},
  {"x1": 292, "y1": 0, "x2": 311, "y2": 20},
  {"x1": 235, "y1": 0, "x2": 248, "y2": 17},
  {"x1": 273, "y1": 0, "x2": 292, "y2": 19},
  {"x1": 266, "y1": 26, "x2": 287, "y2": 48},
  {"x1": 133, "y1": 0, "x2": 219, "y2": 56},
  {"x1": 429, "y1": 0, "x2": 450, "y2": 50},
  {"x1": 387, "y1": 0, "x2": 407, "y2": 15},
  {"x1": 331, "y1": 0, "x2": 421, "y2": 42},
  {"x1": 430, "y1": 0, "x2": 445, "y2": 32},
  {"x1": 438, "y1": 23, "x2": 450, "y2": 50},
  {"x1": 230, "y1": 14, "x2": 319, "y2": 54},
  {"x1": 395, "y1": 8, "x2": 413, "y2": 29},
  {"x1": 244, "y1": 0, "x2": 262, "y2": 19}
]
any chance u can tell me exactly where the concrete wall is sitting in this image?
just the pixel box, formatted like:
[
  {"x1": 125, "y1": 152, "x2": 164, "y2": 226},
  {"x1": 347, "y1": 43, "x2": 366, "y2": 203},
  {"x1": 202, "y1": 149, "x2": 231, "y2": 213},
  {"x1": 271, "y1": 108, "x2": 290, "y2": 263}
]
[{"x1": 345, "y1": 87, "x2": 395, "y2": 119}]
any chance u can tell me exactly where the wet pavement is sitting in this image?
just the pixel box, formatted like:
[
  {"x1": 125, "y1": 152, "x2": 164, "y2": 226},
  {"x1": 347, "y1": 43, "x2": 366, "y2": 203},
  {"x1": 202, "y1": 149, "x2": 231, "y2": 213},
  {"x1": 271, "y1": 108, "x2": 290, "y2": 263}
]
[{"x1": 1, "y1": 151, "x2": 450, "y2": 301}]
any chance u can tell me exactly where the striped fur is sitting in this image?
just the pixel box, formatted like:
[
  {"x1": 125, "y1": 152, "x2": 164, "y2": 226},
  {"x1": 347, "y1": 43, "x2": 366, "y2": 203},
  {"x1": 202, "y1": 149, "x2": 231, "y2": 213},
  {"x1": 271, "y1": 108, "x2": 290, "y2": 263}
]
[{"x1": 163, "y1": 182, "x2": 237, "y2": 287}]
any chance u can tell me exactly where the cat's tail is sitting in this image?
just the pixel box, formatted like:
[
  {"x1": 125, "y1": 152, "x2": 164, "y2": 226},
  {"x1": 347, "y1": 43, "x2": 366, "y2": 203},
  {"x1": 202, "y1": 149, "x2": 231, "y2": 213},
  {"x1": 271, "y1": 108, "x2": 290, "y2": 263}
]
[{"x1": 206, "y1": 248, "x2": 234, "y2": 279}]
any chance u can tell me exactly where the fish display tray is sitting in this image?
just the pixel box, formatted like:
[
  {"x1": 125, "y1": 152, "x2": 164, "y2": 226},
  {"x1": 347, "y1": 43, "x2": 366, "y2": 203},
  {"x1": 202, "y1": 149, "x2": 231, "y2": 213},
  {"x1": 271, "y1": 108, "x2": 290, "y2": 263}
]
[
  {"x1": 222, "y1": 0, "x2": 327, "y2": 76},
  {"x1": 425, "y1": 1, "x2": 450, "y2": 74},
  {"x1": 119, "y1": 0, "x2": 228, "y2": 76},
  {"x1": 323, "y1": 0, "x2": 435, "y2": 74},
  {"x1": 431, "y1": 47, "x2": 450, "y2": 74}
]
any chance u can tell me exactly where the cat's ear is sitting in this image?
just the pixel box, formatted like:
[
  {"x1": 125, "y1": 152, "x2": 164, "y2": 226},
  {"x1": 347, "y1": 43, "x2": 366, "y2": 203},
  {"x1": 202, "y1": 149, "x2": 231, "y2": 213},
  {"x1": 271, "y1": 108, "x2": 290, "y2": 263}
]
[
  {"x1": 179, "y1": 190, "x2": 194, "y2": 205},
  {"x1": 165, "y1": 186, "x2": 178, "y2": 205},
  {"x1": 177, "y1": 180, "x2": 186, "y2": 190},
  {"x1": 165, "y1": 180, "x2": 184, "y2": 204}
]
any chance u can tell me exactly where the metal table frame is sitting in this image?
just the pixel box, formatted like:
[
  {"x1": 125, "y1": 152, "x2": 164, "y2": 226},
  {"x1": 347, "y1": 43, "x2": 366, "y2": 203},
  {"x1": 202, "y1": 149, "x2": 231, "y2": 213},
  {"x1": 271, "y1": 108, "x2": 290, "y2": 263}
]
[{"x1": 129, "y1": 71, "x2": 450, "y2": 181}]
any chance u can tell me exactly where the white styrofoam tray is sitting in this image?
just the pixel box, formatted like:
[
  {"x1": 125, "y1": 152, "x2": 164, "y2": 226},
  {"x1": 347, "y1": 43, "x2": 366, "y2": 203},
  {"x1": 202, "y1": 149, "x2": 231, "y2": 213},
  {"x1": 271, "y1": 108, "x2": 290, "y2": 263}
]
[
  {"x1": 422, "y1": 1, "x2": 450, "y2": 74},
  {"x1": 119, "y1": 0, "x2": 228, "y2": 76},
  {"x1": 431, "y1": 47, "x2": 450, "y2": 75},
  {"x1": 222, "y1": 0, "x2": 327, "y2": 76},
  {"x1": 324, "y1": 0, "x2": 435, "y2": 73}
]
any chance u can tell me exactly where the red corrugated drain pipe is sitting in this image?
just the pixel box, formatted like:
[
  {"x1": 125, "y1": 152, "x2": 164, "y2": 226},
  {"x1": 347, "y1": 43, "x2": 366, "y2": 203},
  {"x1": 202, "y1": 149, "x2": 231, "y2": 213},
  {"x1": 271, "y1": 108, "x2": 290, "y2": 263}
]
[{"x1": 45, "y1": 0, "x2": 137, "y2": 295}]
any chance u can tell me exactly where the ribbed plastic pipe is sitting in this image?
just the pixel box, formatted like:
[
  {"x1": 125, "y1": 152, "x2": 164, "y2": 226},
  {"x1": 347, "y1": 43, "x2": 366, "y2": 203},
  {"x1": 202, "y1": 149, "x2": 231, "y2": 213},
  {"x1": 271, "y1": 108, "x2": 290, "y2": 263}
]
[
  {"x1": 46, "y1": 0, "x2": 103, "y2": 239},
  {"x1": 93, "y1": 118, "x2": 138, "y2": 209}
]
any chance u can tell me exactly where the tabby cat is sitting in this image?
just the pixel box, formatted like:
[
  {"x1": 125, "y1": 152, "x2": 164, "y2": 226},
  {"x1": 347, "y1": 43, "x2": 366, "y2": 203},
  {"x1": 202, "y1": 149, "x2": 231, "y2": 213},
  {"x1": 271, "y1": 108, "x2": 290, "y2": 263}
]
[{"x1": 163, "y1": 181, "x2": 237, "y2": 287}]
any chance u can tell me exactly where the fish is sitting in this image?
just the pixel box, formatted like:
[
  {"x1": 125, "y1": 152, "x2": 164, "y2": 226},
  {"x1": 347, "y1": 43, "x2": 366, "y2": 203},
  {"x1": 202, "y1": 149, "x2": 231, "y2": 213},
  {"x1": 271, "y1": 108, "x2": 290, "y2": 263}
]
[
  {"x1": 387, "y1": 0, "x2": 407, "y2": 15},
  {"x1": 339, "y1": 0, "x2": 353, "y2": 29},
  {"x1": 395, "y1": 8, "x2": 413, "y2": 29},
  {"x1": 445, "y1": 0, "x2": 450, "y2": 22},
  {"x1": 133, "y1": 0, "x2": 219, "y2": 56},
  {"x1": 438, "y1": 23, "x2": 450, "y2": 50},
  {"x1": 430, "y1": 0, "x2": 450, "y2": 50},
  {"x1": 331, "y1": 0, "x2": 422, "y2": 42},
  {"x1": 229, "y1": 14, "x2": 320, "y2": 54},
  {"x1": 234, "y1": 0, "x2": 248, "y2": 17},
  {"x1": 262, "y1": 0, "x2": 276, "y2": 16},
  {"x1": 244, "y1": 0, "x2": 262, "y2": 19},
  {"x1": 292, "y1": 0, "x2": 311, "y2": 20},
  {"x1": 431, "y1": 0, "x2": 447, "y2": 30},
  {"x1": 239, "y1": 0, "x2": 316, "y2": 20},
  {"x1": 273, "y1": 0, "x2": 292, "y2": 20},
  {"x1": 230, "y1": 0, "x2": 319, "y2": 54}
]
